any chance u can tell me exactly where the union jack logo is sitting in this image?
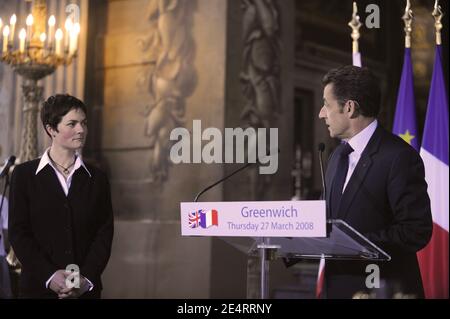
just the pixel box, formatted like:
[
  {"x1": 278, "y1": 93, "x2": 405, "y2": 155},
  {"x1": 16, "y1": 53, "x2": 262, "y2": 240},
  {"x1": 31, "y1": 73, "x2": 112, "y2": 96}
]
[{"x1": 188, "y1": 210, "x2": 202, "y2": 228}]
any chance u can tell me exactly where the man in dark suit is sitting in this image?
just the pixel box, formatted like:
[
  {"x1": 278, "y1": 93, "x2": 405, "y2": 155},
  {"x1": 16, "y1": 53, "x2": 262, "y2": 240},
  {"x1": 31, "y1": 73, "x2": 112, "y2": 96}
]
[{"x1": 318, "y1": 65, "x2": 432, "y2": 298}]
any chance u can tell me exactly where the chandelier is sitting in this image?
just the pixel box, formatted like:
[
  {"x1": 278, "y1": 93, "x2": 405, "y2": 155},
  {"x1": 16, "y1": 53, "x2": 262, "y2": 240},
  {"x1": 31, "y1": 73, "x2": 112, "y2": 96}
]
[
  {"x1": 0, "y1": 0, "x2": 80, "y2": 162},
  {"x1": 1, "y1": 1, "x2": 80, "y2": 77}
]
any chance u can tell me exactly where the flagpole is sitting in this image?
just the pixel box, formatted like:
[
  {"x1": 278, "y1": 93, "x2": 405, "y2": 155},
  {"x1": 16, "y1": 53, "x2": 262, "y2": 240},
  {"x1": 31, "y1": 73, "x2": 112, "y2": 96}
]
[
  {"x1": 348, "y1": 2, "x2": 362, "y2": 67},
  {"x1": 417, "y1": 0, "x2": 448, "y2": 299},
  {"x1": 433, "y1": 0, "x2": 443, "y2": 45},
  {"x1": 393, "y1": 0, "x2": 419, "y2": 150},
  {"x1": 402, "y1": 0, "x2": 413, "y2": 49}
]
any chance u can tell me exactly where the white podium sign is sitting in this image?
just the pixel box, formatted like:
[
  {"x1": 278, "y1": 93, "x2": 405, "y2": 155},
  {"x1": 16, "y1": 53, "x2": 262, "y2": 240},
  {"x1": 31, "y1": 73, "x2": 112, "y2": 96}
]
[{"x1": 180, "y1": 200, "x2": 326, "y2": 237}]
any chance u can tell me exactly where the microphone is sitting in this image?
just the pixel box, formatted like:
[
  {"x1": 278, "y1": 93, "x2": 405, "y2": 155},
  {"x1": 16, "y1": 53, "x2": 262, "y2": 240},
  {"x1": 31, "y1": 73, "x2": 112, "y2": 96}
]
[
  {"x1": 0, "y1": 156, "x2": 16, "y2": 178},
  {"x1": 318, "y1": 143, "x2": 326, "y2": 200},
  {"x1": 194, "y1": 148, "x2": 280, "y2": 202},
  {"x1": 318, "y1": 143, "x2": 332, "y2": 236}
]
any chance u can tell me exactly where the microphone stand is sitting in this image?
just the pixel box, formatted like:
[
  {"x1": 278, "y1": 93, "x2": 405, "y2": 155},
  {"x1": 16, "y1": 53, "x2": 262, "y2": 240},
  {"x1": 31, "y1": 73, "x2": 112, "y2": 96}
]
[
  {"x1": 318, "y1": 147, "x2": 326, "y2": 202},
  {"x1": 0, "y1": 166, "x2": 14, "y2": 298},
  {"x1": 0, "y1": 159, "x2": 20, "y2": 285},
  {"x1": 194, "y1": 147, "x2": 280, "y2": 202},
  {"x1": 318, "y1": 143, "x2": 331, "y2": 236},
  {"x1": 194, "y1": 162, "x2": 254, "y2": 202},
  {"x1": 0, "y1": 172, "x2": 10, "y2": 221},
  {"x1": 194, "y1": 161, "x2": 279, "y2": 298}
]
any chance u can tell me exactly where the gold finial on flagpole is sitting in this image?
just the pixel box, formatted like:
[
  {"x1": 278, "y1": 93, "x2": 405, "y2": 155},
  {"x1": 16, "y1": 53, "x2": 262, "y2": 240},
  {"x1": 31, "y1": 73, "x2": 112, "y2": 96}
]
[
  {"x1": 402, "y1": 0, "x2": 413, "y2": 48},
  {"x1": 432, "y1": 0, "x2": 443, "y2": 45},
  {"x1": 348, "y1": 2, "x2": 362, "y2": 54}
]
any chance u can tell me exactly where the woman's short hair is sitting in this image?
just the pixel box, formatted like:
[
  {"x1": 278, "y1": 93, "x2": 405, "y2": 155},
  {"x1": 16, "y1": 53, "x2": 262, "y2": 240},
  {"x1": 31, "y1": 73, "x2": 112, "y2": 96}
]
[{"x1": 41, "y1": 94, "x2": 87, "y2": 137}]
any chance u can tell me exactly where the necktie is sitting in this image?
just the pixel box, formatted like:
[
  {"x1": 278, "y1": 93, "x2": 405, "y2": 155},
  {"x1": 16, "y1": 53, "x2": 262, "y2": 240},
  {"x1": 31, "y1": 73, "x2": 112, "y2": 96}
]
[
  {"x1": 330, "y1": 143, "x2": 354, "y2": 219},
  {"x1": 316, "y1": 144, "x2": 353, "y2": 298}
]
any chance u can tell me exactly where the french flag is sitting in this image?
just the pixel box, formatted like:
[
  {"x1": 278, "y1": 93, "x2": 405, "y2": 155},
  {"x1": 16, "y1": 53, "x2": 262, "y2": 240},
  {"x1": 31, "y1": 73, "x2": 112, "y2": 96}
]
[
  {"x1": 418, "y1": 45, "x2": 449, "y2": 299},
  {"x1": 353, "y1": 52, "x2": 362, "y2": 68},
  {"x1": 199, "y1": 210, "x2": 218, "y2": 229}
]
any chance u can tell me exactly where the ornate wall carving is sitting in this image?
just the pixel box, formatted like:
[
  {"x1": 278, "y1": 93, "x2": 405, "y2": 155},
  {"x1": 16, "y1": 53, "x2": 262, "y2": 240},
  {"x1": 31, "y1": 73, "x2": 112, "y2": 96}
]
[
  {"x1": 240, "y1": 0, "x2": 281, "y2": 200},
  {"x1": 241, "y1": 0, "x2": 281, "y2": 128},
  {"x1": 144, "y1": 0, "x2": 196, "y2": 183}
]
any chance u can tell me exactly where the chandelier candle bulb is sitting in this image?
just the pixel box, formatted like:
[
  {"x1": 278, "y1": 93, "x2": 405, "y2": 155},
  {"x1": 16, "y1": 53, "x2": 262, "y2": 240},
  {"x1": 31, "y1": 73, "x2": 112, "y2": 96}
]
[
  {"x1": 39, "y1": 32, "x2": 46, "y2": 52},
  {"x1": 19, "y1": 29, "x2": 26, "y2": 53},
  {"x1": 2, "y1": 26, "x2": 9, "y2": 53},
  {"x1": 64, "y1": 18, "x2": 73, "y2": 53},
  {"x1": 69, "y1": 23, "x2": 80, "y2": 55},
  {"x1": 48, "y1": 15, "x2": 55, "y2": 50},
  {"x1": 9, "y1": 14, "x2": 16, "y2": 43},
  {"x1": 26, "y1": 14, "x2": 33, "y2": 46},
  {"x1": 55, "y1": 28, "x2": 63, "y2": 56}
]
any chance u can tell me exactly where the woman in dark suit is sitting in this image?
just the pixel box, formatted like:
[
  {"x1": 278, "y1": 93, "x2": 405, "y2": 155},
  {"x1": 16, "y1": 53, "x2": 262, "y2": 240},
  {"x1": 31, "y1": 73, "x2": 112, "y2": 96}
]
[{"x1": 9, "y1": 94, "x2": 114, "y2": 299}]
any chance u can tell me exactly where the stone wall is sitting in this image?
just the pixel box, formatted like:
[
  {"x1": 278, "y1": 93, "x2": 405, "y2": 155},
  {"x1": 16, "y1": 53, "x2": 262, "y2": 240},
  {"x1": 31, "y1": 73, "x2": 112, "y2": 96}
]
[
  {"x1": 95, "y1": 0, "x2": 298, "y2": 298},
  {"x1": 98, "y1": 0, "x2": 228, "y2": 298}
]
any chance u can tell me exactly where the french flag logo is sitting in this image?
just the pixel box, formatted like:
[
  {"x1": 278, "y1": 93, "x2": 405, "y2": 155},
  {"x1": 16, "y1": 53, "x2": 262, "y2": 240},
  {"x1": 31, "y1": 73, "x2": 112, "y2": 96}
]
[{"x1": 199, "y1": 209, "x2": 219, "y2": 229}]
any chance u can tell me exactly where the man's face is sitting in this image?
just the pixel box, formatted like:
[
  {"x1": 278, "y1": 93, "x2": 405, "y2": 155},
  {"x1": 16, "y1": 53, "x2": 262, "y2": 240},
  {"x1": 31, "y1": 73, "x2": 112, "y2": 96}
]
[
  {"x1": 48, "y1": 108, "x2": 88, "y2": 151},
  {"x1": 318, "y1": 84, "x2": 351, "y2": 140}
]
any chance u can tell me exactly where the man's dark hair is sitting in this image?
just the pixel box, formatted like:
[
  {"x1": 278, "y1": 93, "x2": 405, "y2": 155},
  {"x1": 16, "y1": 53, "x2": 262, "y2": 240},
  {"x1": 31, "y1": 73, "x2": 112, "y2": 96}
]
[
  {"x1": 41, "y1": 94, "x2": 87, "y2": 137},
  {"x1": 322, "y1": 65, "x2": 381, "y2": 118}
]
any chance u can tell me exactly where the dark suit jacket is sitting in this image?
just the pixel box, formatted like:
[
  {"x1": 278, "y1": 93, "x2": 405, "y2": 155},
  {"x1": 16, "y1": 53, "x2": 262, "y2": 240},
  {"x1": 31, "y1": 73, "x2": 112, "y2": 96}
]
[
  {"x1": 9, "y1": 159, "x2": 114, "y2": 298},
  {"x1": 324, "y1": 125, "x2": 432, "y2": 299}
]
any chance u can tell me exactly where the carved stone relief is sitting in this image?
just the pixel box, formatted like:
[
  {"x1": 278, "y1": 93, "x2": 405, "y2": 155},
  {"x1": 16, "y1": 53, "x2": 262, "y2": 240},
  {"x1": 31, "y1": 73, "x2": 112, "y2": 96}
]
[
  {"x1": 240, "y1": 0, "x2": 281, "y2": 200},
  {"x1": 143, "y1": 0, "x2": 196, "y2": 184}
]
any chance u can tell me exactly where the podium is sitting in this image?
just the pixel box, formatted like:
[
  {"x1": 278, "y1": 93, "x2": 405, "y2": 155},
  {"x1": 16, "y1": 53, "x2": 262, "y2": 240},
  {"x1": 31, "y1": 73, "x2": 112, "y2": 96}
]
[
  {"x1": 180, "y1": 201, "x2": 390, "y2": 299},
  {"x1": 221, "y1": 219, "x2": 391, "y2": 261},
  {"x1": 221, "y1": 219, "x2": 390, "y2": 298}
]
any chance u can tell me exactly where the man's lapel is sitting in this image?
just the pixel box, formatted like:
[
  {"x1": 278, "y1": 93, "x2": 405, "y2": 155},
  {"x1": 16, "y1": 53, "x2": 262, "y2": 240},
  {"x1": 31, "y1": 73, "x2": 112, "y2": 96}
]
[{"x1": 337, "y1": 126, "x2": 384, "y2": 220}]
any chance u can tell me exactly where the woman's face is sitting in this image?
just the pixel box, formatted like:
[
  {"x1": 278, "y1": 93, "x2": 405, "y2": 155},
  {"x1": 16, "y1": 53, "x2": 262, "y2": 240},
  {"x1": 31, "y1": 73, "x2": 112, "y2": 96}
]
[{"x1": 48, "y1": 108, "x2": 88, "y2": 151}]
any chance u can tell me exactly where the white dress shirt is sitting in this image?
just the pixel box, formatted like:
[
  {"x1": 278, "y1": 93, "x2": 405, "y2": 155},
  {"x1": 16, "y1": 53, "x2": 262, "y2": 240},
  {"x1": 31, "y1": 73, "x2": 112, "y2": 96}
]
[
  {"x1": 35, "y1": 148, "x2": 91, "y2": 196},
  {"x1": 342, "y1": 120, "x2": 378, "y2": 192},
  {"x1": 35, "y1": 148, "x2": 93, "y2": 292}
]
